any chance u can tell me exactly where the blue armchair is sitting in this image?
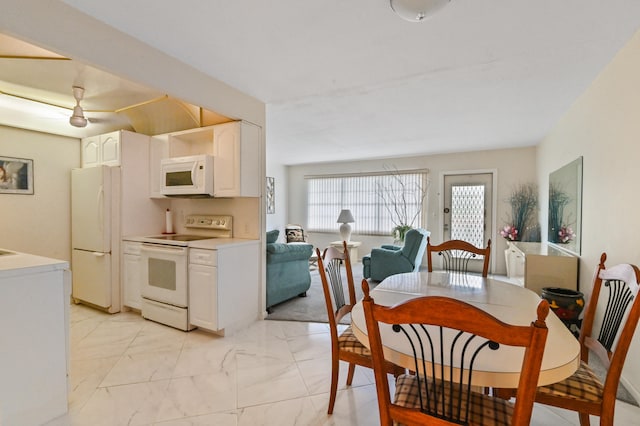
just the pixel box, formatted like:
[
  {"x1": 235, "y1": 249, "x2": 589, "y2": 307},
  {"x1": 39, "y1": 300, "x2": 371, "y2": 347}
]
[{"x1": 362, "y1": 228, "x2": 430, "y2": 282}]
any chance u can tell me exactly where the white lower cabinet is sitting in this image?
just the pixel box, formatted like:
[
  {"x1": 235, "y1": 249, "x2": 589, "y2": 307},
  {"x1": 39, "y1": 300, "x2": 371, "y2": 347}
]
[
  {"x1": 189, "y1": 262, "x2": 219, "y2": 330},
  {"x1": 123, "y1": 241, "x2": 142, "y2": 310},
  {"x1": 189, "y1": 248, "x2": 218, "y2": 330},
  {"x1": 188, "y1": 242, "x2": 260, "y2": 334}
]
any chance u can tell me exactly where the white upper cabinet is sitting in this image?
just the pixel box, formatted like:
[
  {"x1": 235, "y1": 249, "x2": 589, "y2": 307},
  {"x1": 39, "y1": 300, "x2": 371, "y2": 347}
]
[
  {"x1": 100, "y1": 132, "x2": 121, "y2": 165},
  {"x1": 149, "y1": 121, "x2": 262, "y2": 198},
  {"x1": 81, "y1": 136, "x2": 100, "y2": 167},
  {"x1": 81, "y1": 131, "x2": 121, "y2": 167},
  {"x1": 213, "y1": 121, "x2": 261, "y2": 197}
]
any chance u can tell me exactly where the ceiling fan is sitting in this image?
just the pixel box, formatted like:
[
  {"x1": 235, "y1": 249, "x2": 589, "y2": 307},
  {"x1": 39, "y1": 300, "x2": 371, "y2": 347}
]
[
  {"x1": 67, "y1": 85, "x2": 133, "y2": 128},
  {"x1": 69, "y1": 86, "x2": 87, "y2": 127},
  {"x1": 0, "y1": 84, "x2": 119, "y2": 127}
]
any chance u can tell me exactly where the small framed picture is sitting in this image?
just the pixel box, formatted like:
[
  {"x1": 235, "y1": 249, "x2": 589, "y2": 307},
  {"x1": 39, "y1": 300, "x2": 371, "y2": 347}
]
[
  {"x1": 0, "y1": 156, "x2": 34, "y2": 195},
  {"x1": 266, "y1": 177, "x2": 275, "y2": 214}
]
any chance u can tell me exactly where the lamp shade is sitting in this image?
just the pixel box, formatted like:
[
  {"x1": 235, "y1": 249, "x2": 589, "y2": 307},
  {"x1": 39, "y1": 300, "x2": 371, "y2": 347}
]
[
  {"x1": 337, "y1": 209, "x2": 355, "y2": 224},
  {"x1": 390, "y1": 0, "x2": 450, "y2": 22}
]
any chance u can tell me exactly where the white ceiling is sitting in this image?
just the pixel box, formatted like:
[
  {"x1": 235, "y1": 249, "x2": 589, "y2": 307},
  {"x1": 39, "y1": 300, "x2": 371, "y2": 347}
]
[{"x1": 3, "y1": 1, "x2": 640, "y2": 165}]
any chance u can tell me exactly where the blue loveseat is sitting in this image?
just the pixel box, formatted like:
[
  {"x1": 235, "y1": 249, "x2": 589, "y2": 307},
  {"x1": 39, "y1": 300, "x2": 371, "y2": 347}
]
[
  {"x1": 362, "y1": 228, "x2": 430, "y2": 282},
  {"x1": 266, "y1": 230, "x2": 313, "y2": 309}
]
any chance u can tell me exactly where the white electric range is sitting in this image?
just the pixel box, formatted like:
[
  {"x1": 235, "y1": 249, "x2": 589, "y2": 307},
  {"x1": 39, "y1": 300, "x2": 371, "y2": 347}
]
[{"x1": 133, "y1": 214, "x2": 232, "y2": 330}]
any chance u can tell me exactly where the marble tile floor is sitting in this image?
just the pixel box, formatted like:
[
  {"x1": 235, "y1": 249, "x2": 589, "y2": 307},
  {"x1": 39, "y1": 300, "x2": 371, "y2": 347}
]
[{"x1": 45, "y1": 303, "x2": 640, "y2": 426}]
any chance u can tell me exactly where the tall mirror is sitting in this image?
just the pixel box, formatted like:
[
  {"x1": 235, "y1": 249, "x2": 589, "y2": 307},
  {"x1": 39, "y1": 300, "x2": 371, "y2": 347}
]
[{"x1": 548, "y1": 157, "x2": 583, "y2": 255}]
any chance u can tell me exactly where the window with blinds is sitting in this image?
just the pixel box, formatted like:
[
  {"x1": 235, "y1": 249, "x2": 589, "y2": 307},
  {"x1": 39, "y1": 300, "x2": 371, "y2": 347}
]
[{"x1": 306, "y1": 171, "x2": 428, "y2": 235}]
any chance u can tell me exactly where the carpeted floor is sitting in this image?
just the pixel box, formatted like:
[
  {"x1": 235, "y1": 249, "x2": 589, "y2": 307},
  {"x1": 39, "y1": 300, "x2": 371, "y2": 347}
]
[{"x1": 266, "y1": 262, "x2": 370, "y2": 324}]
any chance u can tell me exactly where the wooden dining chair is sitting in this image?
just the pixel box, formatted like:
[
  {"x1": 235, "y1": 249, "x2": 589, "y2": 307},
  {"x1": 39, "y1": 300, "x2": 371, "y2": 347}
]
[
  {"x1": 316, "y1": 242, "x2": 403, "y2": 414},
  {"x1": 427, "y1": 237, "x2": 492, "y2": 277},
  {"x1": 361, "y1": 279, "x2": 549, "y2": 426},
  {"x1": 527, "y1": 253, "x2": 640, "y2": 426}
]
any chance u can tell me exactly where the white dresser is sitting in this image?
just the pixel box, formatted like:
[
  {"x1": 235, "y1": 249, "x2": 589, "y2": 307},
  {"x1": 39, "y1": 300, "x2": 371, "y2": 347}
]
[{"x1": 505, "y1": 241, "x2": 578, "y2": 295}]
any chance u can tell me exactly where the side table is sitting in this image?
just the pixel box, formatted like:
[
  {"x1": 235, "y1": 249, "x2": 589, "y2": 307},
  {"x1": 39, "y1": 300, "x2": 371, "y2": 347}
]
[
  {"x1": 309, "y1": 253, "x2": 318, "y2": 270},
  {"x1": 329, "y1": 241, "x2": 361, "y2": 262}
]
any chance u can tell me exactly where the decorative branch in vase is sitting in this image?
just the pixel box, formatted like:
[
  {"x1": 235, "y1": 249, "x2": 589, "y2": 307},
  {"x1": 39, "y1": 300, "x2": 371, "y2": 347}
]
[{"x1": 377, "y1": 165, "x2": 428, "y2": 243}]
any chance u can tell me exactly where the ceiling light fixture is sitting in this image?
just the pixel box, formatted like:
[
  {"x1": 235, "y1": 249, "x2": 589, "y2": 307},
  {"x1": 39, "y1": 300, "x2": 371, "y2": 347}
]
[
  {"x1": 390, "y1": 0, "x2": 450, "y2": 22},
  {"x1": 69, "y1": 86, "x2": 88, "y2": 128}
]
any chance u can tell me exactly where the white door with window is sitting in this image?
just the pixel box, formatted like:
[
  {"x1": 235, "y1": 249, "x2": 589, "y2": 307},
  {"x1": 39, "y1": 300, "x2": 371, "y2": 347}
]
[{"x1": 442, "y1": 173, "x2": 493, "y2": 274}]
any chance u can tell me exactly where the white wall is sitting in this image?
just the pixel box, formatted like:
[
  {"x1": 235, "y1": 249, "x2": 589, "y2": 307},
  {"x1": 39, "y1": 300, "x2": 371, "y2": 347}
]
[
  {"x1": 0, "y1": 125, "x2": 79, "y2": 260},
  {"x1": 264, "y1": 105, "x2": 289, "y2": 238},
  {"x1": 537, "y1": 29, "x2": 640, "y2": 400},
  {"x1": 169, "y1": 197, "x2": 261, "y2": 240},
  {"x1": 288, "y1": 146, "x2": 537, "y2": 272}
]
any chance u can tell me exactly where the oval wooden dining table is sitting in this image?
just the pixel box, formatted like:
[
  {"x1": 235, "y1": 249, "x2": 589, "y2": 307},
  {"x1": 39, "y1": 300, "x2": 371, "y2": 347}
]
[{"x1": 350, "y1": 271, "x2": 581, "y2": 389}]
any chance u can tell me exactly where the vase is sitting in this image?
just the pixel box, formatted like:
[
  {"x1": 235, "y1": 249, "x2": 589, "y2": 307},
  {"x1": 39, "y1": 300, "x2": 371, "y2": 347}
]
[
  {"x1": 541, "y1": 287, "x2": 585, "y2": 321},
  {"x1": 393, "y1": 225, "x2": 412, "y2": 243}
]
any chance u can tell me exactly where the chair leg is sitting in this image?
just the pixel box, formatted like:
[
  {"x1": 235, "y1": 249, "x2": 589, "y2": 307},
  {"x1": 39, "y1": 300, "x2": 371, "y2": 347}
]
[
  {"x1": 328, "y1": 357, "x2": 339, "y2": 414},
  {"x1": 346, "y1": 362, "x2": 356, "y2": 386},
  {"x1": 578, "y1": 412, "x2": 591, "y2": 426}
]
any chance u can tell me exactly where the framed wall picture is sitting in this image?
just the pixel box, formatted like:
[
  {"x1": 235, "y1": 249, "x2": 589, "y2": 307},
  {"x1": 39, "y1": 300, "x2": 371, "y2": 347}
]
[
  {"x1": 0, "y1": 156, "x2": 34, "y2": 195},
  {"x1": 266, "y1": 176, "x2": 275, "y2": 214}
]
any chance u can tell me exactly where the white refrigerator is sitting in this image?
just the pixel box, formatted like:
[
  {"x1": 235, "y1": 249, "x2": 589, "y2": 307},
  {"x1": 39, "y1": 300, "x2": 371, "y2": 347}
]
[{"x1": 71, "y1": 166, "x2": 121, "y2": 313}]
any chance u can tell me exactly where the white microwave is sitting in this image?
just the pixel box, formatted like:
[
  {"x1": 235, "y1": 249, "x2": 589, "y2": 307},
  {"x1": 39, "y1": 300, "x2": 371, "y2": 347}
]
[{"x1": 160, "y1": 154, "x2": 214, "y2": 197}]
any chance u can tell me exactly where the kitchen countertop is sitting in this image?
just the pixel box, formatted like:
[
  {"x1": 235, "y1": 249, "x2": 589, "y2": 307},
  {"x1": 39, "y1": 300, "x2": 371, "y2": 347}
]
[
  {"x1": 122, "y1": 235, "x2": 259, "y2": 250},
  {"x1": 0, "y1": 249, "x2": 69, "y2": 278},
  {"x1": 188, "y1": 238, "x2": 259, "y2": 250}
]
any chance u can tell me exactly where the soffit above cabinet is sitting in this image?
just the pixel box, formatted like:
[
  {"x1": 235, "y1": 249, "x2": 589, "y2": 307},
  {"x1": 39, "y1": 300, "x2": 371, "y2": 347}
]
[{"x1": 0, "y1": 33, "x2": 232, "y2": 138}]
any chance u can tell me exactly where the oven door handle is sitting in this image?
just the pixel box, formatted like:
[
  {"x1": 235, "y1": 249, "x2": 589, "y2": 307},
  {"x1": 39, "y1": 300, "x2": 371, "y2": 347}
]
[{"x1": 141, "y1": 243, "x2": 188, "y2": 255}]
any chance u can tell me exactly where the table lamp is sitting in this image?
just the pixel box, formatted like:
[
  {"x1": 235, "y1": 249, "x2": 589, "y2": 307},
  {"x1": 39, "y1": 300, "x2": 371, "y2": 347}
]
[{"x1": 337, "y1": 209, "x2": 355, "y2": 242}]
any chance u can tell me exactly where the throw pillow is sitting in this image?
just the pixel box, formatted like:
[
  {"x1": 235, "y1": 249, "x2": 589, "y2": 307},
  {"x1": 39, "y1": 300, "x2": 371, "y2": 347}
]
[
  {"x1": 266, "y1": 229, "x2": 279, "y2": 244},
  {"x1": 286, "y1": 228, "x2": 306, "y2": 243}
]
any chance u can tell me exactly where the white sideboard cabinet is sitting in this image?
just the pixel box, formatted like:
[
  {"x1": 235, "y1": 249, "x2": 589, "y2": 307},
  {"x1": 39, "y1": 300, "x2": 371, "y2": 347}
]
[{"x1": 505, "y1": 241, "x2": 578, "y2": 295}]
